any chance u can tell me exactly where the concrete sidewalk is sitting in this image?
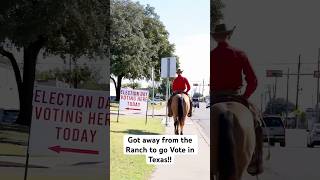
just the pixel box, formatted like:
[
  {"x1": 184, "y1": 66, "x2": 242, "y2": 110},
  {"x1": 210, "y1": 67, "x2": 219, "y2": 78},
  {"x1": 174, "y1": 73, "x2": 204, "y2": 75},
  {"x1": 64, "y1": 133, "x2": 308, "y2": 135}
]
[{"x1": 150, "y1": 117, "x2": 210, "y2": 180}]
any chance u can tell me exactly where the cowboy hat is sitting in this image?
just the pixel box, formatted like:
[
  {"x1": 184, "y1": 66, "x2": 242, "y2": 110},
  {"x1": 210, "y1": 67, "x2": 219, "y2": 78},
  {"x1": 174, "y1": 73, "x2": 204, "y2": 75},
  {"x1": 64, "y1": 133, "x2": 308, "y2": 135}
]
[
  {"x1": 176, "y1": 69, "x2": 183, "y2": 74},
  {"x1": 212, "y1": 24, "x2": 236, "y2": 35}
]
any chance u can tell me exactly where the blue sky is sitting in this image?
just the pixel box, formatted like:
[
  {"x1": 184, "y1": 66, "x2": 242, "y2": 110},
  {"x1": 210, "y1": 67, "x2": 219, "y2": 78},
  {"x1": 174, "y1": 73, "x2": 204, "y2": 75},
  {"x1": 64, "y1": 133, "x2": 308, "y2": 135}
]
[
  {"x1": 132, "y1": 0, "x2": 210, "y2": 96},
  {"x1": 136, "y1": 0, "x2": 209, "y2": 44}
]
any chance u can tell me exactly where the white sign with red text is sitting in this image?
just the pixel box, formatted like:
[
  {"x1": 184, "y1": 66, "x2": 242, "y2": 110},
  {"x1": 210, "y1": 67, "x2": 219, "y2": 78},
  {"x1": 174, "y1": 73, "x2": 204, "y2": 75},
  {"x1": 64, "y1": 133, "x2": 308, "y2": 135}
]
[
  {"x1": 119, "y1": 88, "x2": 149, "y2": 113},
  {"x1": 29, "y1": 85, "x2": 109, "y2": 158}
]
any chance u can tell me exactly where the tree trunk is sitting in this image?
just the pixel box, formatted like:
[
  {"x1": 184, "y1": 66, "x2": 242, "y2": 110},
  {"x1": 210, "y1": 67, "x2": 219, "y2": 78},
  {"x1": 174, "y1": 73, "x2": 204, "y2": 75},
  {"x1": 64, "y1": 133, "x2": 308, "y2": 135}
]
[
  {"x1": 116, "y1": 75, "x2": 123, "y2": 101},
  {"x1": 0, "y1": 48, "x2": 23, "y2": 115},
  {"x1": 110, "y1": 76, "x2": 117, "y2": 92},
  {"x1": 16, "y1": 37, "x2": 45, "y2": 126}
]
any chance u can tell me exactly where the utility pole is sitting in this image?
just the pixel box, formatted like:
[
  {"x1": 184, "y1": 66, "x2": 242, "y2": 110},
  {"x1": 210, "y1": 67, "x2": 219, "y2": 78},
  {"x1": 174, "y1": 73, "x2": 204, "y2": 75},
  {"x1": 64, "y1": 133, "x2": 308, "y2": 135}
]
[
  {"x1": 286, "y1": 68, "x2": 290, "y2": 127},
  {"x1": 260, "y1": 93, "x2": 263, "y2": 112},
  {"x1": 285, "y1": 68, "x2": 290, "y2": 118},
  {"x1": 267, "y1": 85, "x2": 272, "y2": 114},
  {"x1": 295, "y1": 54, "x2": 301, "y2": 128},
  {"x1": 316, "y1": 49, "x2": 320, "y2": 123},
  {"x1": 202, "y1": 79, "x2": 205, "y2": 99},
  {"x1": 273, "y1": 77, "x2": 278, "y2": 99}
]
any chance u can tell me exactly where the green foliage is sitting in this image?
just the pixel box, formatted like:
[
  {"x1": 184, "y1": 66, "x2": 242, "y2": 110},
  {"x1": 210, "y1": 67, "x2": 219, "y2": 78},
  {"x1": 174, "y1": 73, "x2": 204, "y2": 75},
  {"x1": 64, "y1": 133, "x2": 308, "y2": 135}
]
[
  {"x1": 110, "y1": 0, "x2": 176, "y2": 81},
  {"x1": 122, "y1": 82, "x2": 142, "y2": 89},
  {"x1": 265, "y1": 98, "x2": 295, "y2": 115},
  {"x1": 211, "y1": 0, "x2": 224, "y2": 30},
  {"x1": 193, "y1": 92, "x2": 203, "y2": 98},
  {"x1": 0, "y1": 0, "x2": 108, "y2": 58},
  {"x1": 36, "y1": 65, "x2": 104, "y2": 89}
]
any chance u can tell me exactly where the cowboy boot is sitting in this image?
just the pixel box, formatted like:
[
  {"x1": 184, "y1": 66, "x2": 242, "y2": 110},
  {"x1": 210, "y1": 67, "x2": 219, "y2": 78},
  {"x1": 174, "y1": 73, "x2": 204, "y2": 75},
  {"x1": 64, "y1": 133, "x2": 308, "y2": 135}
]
[
  {"x1": 188, "y1": 98, "x2": 192, "y2": 117},
  {"x1": 168, "y1": 97, "x2": 173, "y2": 117}
]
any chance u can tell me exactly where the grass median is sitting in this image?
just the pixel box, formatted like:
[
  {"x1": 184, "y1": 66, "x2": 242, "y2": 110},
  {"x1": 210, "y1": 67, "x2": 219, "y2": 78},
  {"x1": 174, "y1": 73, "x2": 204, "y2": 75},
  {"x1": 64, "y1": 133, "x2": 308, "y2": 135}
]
[{"x1": 110, "y1": 114, "x2": 164, "y2": 180}]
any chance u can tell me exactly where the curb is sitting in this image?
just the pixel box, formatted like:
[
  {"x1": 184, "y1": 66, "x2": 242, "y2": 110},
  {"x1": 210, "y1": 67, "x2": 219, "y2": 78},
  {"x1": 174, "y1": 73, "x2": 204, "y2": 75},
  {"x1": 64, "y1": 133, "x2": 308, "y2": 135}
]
[{"x1": 191, "y1": 119, "x2": 210, "y2": 146}]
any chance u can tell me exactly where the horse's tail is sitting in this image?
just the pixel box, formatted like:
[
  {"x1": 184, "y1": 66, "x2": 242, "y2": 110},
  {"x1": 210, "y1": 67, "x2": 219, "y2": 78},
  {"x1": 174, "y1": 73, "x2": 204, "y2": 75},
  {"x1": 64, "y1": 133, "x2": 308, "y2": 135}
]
[
  {"x1": 218, "y1": 110, "x2": 237, "y2": 179},
  {"x1": 178, "y1": 95, "x2": 183, "y2": 121}
]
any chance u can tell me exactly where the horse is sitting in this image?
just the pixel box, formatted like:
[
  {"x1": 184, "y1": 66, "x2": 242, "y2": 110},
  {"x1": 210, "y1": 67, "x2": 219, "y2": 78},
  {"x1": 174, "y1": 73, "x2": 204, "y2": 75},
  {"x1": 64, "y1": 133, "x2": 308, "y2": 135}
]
[
  {"x1": 211, "y1": 101, "x2": 256, "y2": 180},
  {"x1": 170, "y1": 93, "x2": 190, "y2": 135}
]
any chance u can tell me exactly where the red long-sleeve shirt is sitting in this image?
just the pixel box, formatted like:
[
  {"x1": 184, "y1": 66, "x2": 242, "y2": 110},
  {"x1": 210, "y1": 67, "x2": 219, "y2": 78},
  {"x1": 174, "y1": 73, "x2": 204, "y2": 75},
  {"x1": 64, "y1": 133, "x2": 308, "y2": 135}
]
[
  {"x1": 172, "y1": 75, "x2": 190, "y2": 93},
  {"x1": 211, "y1": 42, "x2": 257, "y2": 99}
]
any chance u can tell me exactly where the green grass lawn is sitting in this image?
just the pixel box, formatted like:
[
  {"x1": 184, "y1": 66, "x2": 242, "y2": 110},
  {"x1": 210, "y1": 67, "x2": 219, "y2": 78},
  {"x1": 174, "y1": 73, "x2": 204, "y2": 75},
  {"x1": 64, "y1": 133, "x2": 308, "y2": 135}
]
[
  {"x1": 0, "y1": 127, "x2": 28, "y2": 156},
  {"x1": 110, "y1": 115, "x2": 164, "y2": 180}
]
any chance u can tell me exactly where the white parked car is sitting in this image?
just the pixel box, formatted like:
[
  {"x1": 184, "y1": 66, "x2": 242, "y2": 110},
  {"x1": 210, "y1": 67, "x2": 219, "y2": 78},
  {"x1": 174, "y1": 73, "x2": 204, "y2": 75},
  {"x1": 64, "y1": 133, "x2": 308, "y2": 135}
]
[
  {"x1": 150, "y1": 98, "x2": 161, "y2": 105},
  {"x1": 307, "y1": 123, "x2": 320, "y2": 148},
  {"x1": 262, "y1": 115, "x2": 286, "y2": 147}
]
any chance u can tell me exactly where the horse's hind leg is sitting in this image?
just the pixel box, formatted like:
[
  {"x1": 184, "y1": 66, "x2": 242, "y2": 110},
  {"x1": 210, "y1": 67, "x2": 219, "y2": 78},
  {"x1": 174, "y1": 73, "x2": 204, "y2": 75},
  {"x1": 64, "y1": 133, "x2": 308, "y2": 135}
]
[
  {"x1": 174, "y1": 119, "x2": 179, "y2": 135},
  {"x1": 179, "y1": 118, "x2": 185, "y2": 135}
]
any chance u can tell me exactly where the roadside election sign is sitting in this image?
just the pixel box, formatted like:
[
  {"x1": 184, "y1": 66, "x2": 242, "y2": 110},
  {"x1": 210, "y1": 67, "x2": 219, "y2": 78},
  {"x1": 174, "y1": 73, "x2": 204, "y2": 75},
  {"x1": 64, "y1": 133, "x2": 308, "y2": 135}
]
[
  {"x1": 29, "y1": 85, "x2": 109, "y2": 159},
  {"x1": 119, "y1": 88, "x2": 149, "y2": 113}
]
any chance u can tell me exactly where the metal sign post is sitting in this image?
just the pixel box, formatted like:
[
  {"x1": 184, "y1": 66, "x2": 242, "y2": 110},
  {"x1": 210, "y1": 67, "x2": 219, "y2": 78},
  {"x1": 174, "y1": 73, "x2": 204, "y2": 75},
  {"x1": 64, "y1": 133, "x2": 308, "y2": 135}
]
[
  {"x1": 145, "y1": 101, "x2": 148, "y2": 125},
  {"x1": 161, "y1": 57, "x2": 176, "y2": 127},
  {"x1": 152, "y1": 67, "x2": 155, "y2": 118},
  {"x1": 117, "y1": 103, "x2": 120, "y2": 123},
  {"x1": 166, "y1": 78, "x2": 169, "y2": 126}
]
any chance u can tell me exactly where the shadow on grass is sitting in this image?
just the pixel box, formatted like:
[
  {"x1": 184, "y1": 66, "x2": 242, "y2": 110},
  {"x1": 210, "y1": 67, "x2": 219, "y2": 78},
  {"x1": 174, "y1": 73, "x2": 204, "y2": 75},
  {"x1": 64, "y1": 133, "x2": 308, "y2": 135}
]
[
  {"x1": 111, "y1": 129, "x2": 161, "y2": 135},
  {"x1": 72, "y1": 161, "x2": 104, "y2": 166},
  {"x1": 0, "y1": 123, "x2": 29, "y2": 133},
  {"x1": 0, "y1": 138, "x2": 27, "y2": 146},
  {"x1": 0, "y1": 161, "x2": 48, "y2": 168},
  {"x1": 0, "y1": 124, "x2": 28, "y2": 146}
]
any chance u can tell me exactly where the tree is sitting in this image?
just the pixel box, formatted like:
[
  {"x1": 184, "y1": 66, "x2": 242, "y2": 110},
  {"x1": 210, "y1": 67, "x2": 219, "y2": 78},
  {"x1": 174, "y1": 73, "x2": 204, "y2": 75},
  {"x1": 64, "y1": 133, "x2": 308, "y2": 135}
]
[
  {"x1": 110, "y1": 0, "x2": 175, "y2": 101},
  {"x1": 122, "y1": 82, "x2": 141, "y2": 89},
  {"x1": 211, "y1": 0, "x2": 224, "y2": 30},
  {"x1": 36, "y1": 65, "x2": 100, "y2": 89},
  {"x1": 265, "y1": 98, "x2": 295, "y2": 115},
  {"x1": 193, "y1": 92, "x2": 203, "y2": 98},
  {"x1": 0, "y1": 1, "x2": 108, "y2": 125}
]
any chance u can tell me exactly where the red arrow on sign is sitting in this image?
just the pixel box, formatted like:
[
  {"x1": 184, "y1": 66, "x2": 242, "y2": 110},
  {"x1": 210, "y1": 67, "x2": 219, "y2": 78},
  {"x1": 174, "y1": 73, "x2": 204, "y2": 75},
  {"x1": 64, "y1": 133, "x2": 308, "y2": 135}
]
[
  {"x1": 125, "y1": 107, "x2": 141, "y2": 111},
  {"x1": 48, "y1": 146, "x2": 99, "y2": 155}
]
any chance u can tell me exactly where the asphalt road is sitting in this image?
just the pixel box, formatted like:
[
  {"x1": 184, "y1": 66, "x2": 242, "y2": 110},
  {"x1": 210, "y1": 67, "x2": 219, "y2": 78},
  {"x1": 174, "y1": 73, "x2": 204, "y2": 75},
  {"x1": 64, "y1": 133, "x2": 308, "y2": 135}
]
[
  {"x1": 191, "y1": 102, "x2": 210, "y2": 138},
  {"x1": 242, "y1": 129, "x2": 320, "y2": 179},
  {"x1": 191, "y1": 104, "x2": 320, "y2": 179}
]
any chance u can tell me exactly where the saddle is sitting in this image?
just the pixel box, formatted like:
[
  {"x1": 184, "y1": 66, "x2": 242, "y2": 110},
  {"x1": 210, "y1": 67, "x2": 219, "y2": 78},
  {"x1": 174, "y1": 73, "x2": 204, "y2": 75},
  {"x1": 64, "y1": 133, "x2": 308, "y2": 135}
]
[{"x1": 212, "y1": 95, "x2": 249, "y2": 108}]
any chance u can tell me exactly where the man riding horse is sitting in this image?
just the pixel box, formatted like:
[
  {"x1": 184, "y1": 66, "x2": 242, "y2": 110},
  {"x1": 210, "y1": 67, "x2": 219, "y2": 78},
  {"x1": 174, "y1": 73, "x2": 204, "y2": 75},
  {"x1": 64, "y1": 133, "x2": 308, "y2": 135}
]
[
  {"x1": 211, "y1": 24, "x2": 263, "y2": 176},
  {"x1": 168, "y1": 68, "x2": 192, "y2": 118}
]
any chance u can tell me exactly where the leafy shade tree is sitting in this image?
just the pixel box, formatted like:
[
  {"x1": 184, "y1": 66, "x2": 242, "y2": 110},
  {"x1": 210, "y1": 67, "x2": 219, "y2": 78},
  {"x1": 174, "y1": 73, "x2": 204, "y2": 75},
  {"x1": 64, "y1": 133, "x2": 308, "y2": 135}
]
[
  {"x1": 36, "y1": 66, "x2": 100, "y2": 89},
  {"x1": 211, "y1": 0, "x2": 225, "y2": 30},
  {"x1": 122, "y1": 82, "x2": 142, "y2": 89},
  {"x1": 0, "y1": 1, "x2": 108, "y2": 125},
  {"x1": 110, "y1": 0, "x2": 176, "y2": 101},
  {"x1": 192, "y1": 92, "x2": 203, "y2": 98},
  {"x1": 265, "y1": 98, "x2": 295, "y2": 115}
]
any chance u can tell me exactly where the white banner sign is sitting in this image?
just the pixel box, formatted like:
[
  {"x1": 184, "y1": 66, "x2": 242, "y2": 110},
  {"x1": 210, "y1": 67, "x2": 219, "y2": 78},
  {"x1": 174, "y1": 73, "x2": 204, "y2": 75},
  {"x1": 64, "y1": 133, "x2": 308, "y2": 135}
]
[
  {"x1": 119, "y1": 88, "x2": 149, "y2": 113},
  {"x1": 29, "y1": 86, "x2": 109, "y2": 159}
]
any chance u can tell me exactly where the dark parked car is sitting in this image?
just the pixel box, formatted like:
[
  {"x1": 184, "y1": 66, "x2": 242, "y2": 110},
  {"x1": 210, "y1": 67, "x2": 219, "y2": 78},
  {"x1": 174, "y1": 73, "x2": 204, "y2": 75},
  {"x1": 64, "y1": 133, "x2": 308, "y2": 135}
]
[
  {"x1": 192, "y1": 97, "x2": 200, "y2": 108},
  {"x1": 1, "y1": 109, "x2": 19, "y2": 124}
]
